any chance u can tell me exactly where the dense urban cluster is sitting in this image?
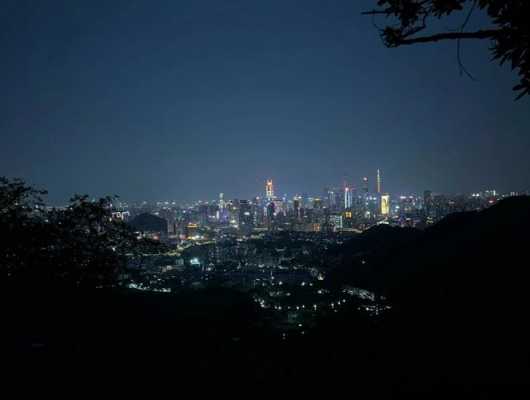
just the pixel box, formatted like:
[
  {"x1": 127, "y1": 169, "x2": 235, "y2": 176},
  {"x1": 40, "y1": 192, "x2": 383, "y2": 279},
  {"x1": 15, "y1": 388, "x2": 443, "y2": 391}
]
[{"x1": 105, "y1": 171, "x2": 523, "y2": 334}]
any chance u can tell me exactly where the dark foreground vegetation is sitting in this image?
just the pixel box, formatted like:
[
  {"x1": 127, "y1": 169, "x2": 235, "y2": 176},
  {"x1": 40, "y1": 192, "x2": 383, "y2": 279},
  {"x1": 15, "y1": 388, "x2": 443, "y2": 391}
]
[{"x1": 2, "y1": 177, "x2": 530, "y2": 395}]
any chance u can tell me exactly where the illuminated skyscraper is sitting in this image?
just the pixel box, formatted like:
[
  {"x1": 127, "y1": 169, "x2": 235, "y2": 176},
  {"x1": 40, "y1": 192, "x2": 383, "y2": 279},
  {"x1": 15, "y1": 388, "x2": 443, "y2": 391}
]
[
  {"x1": 266, "y1": 201, "x2": 275, "y2": 230},
  {"x1": 362, "y1": 177, "x2": 369, "y2": 194},
  {"x1": 376, "y1": 169, "x2": 382, "y2": 194},
  {"x1": 313, "y1": 198, "x2": 322, "y2": 209},
  {"x1": 219, "y1": 193, "x2": 225, "y2": 210},
  {"x1": 293, "y1": 196, "x2": 301, "y2": 221},
  {"x1": 331, "y1": 214, "x2": 343, "y2": 231},
  {"x1": 344, "y1": 186, "x2": 353, "y2": 209},
  {"x1": 273, "y1": 199, "x2": 284, "y2": 216},
  {"x1": 266, "y1": 179, "x2": 274, "y2": 201},
  {"x1": 381, "y1": 194, "x2": 390, "y2": 216},
  {"x1": 238, "y1": 200, "x2": 252, "y2": 230},
  {"x1": 324, "y1": 188, "x2": 336, "y2": 210}
]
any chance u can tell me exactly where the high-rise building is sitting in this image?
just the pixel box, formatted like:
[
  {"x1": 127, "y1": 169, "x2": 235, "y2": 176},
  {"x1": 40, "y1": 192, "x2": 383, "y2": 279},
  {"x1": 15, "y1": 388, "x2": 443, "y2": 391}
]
[
  {"x1": 376, "y1": 169, "x2": 382, "y2": 194},
  {"x1": 251, "y1": 197, "x2": 263, "y2": 226},
  {"x1": 362, "y1": 177, "x2": 369, "y2": 194},
  {"x1": 238, "y1": 200, "x2": 252, "y2": 231},
  {"x1": 313, "y1": 198, "x2": 323, "y2": 209},
  {"x1": 424, "y1": 190, "x2": 433, "y2": 216},
  {"x1": 324, "y1": 188, "x2": 336, "y2": 210},
  {"x1": 273, "y1": 199, "x2": 284, "y2": 216},
  {"x1": 344, "y1": 186, "x2": 353, "y2": 209},
  {"x1": 219, "y1": 193, "x2": 225, "y2": 210},
  {"x1": 198, "y1": 204, "x2": 209, "y2": 226},
  {"x1": 266, "y1": 179, "x2": 274, "y2": 201},
  {"x1": 330, "y1": 214, "x2": 343, "y2": 230},
  {"x1": 381, "y1": 194, "x2": 390, "y2": 216},
  {"x1": 266, "y1": 201, "x2": 275, "y2": 230},
  {"x1": 301, "y1": 193, "x2": 308, "y2": 209},
  {"x1": 227, "y1": 199, "x2": 239, "y2": 226},
  {"x1": 293, "y1": 196, "x2": 301, "y2": 221}
]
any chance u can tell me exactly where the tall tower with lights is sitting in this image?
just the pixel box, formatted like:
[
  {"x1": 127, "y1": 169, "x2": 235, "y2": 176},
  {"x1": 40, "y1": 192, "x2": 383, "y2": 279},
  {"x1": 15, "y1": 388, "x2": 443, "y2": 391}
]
[
  {"x1": 219, "y1": 193, "x2": 225, "y2": 210},
  {"x1": 344, "y1": 186, "x2": 353, "y2": 209},
  {"x1": 265, "y1": 179, "x2": 274, "y2": 201},
  {"x1": 376, "y1": 169, "x2": 382, "y2": 194}
]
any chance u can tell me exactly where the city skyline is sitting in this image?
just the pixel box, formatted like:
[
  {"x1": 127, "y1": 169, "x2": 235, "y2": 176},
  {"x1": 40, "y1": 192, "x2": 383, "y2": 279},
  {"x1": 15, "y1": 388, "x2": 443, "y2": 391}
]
[
  {"x1": 109, "y1": 177, "x2": 513, "y2": 211},
  {"x1": 22, "y1": 165, "x2": 524, "y2": 207},
  {"x1": 104, "y1": 175, "x2": 511, "y2": 239},
  {"x1": 52, "y1": 172, "x2": 517, "y2": 206}
]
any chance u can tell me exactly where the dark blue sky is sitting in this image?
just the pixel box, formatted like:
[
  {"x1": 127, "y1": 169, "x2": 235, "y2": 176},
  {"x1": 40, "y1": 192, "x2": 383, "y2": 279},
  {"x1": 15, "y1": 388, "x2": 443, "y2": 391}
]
[{"x1": 1, "y1": 0, "x2": 529, "y2": 203}]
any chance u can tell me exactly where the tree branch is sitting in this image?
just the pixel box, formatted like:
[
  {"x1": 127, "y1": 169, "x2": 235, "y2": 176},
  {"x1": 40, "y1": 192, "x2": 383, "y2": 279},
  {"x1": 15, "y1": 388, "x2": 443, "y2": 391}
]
[{"x1": 396, "y1": 29, "x2": 500, "y2": 45}]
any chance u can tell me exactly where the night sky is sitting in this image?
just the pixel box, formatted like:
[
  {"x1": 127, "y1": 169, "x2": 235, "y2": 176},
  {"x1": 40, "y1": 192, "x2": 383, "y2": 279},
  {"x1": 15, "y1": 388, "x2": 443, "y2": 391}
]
[{"x1": 1, "y1": 0, "x2": 529, "y2": 204}]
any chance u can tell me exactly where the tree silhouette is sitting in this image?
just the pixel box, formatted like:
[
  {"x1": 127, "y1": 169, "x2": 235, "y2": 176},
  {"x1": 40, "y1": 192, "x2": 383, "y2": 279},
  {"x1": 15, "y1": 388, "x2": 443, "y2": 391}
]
[
  {"x1": 0, "y1": 177, "x2": 162, "y2": 288},
  {"x1": 364, "y1": 0, "x2": 530, "y2": 99}
]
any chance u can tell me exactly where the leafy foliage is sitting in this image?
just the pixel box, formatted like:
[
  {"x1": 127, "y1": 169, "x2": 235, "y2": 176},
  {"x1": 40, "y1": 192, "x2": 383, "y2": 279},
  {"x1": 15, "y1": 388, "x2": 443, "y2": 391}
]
[
  {"x1": 0, "y1": 177, "x2": 162, "y2": 288},
  {"x1": 366, "y1": 0, "x2": 530, "y2": 98}
]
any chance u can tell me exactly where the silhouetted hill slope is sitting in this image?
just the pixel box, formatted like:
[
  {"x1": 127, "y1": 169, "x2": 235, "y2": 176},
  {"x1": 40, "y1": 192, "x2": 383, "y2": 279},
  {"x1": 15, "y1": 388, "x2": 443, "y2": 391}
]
[
  {"x1": 388, "y1": 197, "x2": 530, "y2": 386},
  {"x1": 330, "y1": 224, "x2": 421, "y2": 255},
  {"x1": 324, "y1": 196, "x2": 530, "y2": 386},
  {"x1": 327, "y1": 196, "x2": 530, "y2": 301},
  {"x1": 386, "y1": 196, "x2": 530, "y2": 304},
  {"x1": 325, "y1": 224, "x2": 422, "y2": 289}
]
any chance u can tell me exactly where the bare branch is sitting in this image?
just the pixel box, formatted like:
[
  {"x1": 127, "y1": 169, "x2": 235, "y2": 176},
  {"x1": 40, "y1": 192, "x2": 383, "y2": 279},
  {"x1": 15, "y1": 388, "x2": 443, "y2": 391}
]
[
  {"x1": 395, "y1": 29, "x2": 500, "y2": 46},
  {"x1": 457, "y1": 0, "x2": 478, "y2": 80}
]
